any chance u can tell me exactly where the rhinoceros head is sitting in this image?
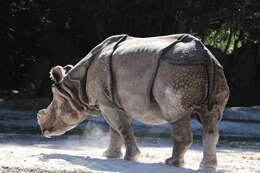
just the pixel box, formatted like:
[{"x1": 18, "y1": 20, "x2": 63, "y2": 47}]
[{"x1": 37, "y1": 65, "x2": 93, "y2": 138}]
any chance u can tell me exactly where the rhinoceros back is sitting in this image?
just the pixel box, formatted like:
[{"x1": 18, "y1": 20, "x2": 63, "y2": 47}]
[
  {"x1": 86, "y1": 34, "x2": 225, "y2": 122},
  {"x1": 110, "y1": 34, "x2": 185, "y2": 114}
]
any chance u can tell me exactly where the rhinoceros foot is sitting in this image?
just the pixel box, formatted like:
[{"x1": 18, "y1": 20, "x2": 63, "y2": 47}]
[
  {"x1": 103, "y1": 149, "x2": 122, "y2": 159},
  {"x1": 199, "y1": 158, "x2": 217, "y2": 169},
  {"x1": 124, "y1": 148, "x2": 141, "y2": 161},
  {"x1": 165, "y1": 157, "x2": 185, "y2": 168}
]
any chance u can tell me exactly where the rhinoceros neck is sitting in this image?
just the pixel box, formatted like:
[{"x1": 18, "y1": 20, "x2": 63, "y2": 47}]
[
  {"x1": 58, "y1": 34, "x2": 129, "y2": 112},
  {"x1": 61, "y1": 60, "x2": 95, "y2": 112}
]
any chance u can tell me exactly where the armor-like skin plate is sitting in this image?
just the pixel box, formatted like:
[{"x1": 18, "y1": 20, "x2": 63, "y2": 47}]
[{"x1": 37, "y1": 34, "x2": 229, "y2": 169}]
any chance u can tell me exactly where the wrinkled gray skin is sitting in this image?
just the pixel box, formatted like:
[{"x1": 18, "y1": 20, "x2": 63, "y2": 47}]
[{"x1": 37, "y1": 34, "x2": 229, "y2": 169}]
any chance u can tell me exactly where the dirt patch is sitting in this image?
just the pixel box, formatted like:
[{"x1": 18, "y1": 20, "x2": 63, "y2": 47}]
[{"x1": 0, "y1": 133, "x2": 260, "y2": 173}]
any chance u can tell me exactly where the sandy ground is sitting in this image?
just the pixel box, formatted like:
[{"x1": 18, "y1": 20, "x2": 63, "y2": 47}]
[
  {"x1": 0, "y1": 133, "x2": 259, "y2": 173},
  {"x1": 0, "y1": 107, "x2": 260, "y2": 173}
]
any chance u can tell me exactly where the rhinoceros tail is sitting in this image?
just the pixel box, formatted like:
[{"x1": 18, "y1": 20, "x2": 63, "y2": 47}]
[
  {"x1": 206, "y1": 52, "x2": 215, "y2": 111},
  {"x1": 205, "y1": 48, "x2": 223, "y2": 112}
]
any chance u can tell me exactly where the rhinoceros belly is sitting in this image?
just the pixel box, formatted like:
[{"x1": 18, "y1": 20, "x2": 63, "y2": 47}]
[{"x1": 126, "y1": 99, "x2": 167, "y2": 125}]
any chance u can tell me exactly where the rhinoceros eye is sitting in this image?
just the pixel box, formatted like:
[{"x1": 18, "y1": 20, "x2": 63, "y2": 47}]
[{"x1": 51, "y1": 84, "x2": 64, "y2": 97}]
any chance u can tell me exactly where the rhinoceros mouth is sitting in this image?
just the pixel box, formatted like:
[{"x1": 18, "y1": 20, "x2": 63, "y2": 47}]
[
  {"x1": 43, "y1": 130, "x2": 52, "y2": 138},
  {"x1": 42, "y1": 122, "x2": 77, "y2": 138},
  {"x1": 42, "y1": 128, "x2": 66, "y2": 138}
]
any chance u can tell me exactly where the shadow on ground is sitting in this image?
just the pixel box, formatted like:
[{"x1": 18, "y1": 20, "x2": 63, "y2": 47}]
[{"x1": 39, "y1": 153, "x2": 223, "y2": 173}]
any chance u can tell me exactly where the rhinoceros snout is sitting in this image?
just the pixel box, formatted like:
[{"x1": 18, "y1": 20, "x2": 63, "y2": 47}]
[
  {"x1": 38, "y1": 109, "x2": 46, "y2": 114},
  {"x1": 37, "y1": 109, "x2": 47, "y2": 123}
]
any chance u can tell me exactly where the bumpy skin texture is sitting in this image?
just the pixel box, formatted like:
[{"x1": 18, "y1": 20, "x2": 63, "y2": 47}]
[{"x1": 37, "y1": 34, "x2": 229, "y2": 169}]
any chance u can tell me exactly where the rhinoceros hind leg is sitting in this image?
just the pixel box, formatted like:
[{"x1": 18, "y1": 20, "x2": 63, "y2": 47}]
[
  {"x1": 199, "y1": 114, "x2": 219, "y2": 169},
  {"x1": 103, "y1": 127, "x2": 123, "y2": 159},
  {"x1": 165, "y1": 116, "x2": 193, "y2": 168}
]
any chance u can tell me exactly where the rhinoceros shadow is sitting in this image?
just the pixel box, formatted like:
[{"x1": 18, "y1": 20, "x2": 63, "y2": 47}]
[{"x1": 40, "y1": 153, "x2": 224, "y2": 173}]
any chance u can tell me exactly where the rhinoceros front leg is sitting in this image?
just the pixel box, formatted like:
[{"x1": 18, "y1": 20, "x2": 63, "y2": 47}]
[
  {"x1": 101, "y1": 106, "x2": 140, "y2": 161},
  {"x1": 199, "y1": 115, "x2": 219, "y2": 169},
  {"x1": 120, "y1": 124, "x2": 141, "y2": 161},
  {"x1": 103, "y1": 127, "x2": 123, "y2": 159},
  {"x1": 165, "y1": 116, "x2": 193, "y2": 168}
]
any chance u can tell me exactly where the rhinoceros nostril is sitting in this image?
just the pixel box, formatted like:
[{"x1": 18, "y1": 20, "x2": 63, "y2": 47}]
[
  {"x1": 37, "y1": 114, "x2": 41, "y2": 119},
  {"x1": 37, "y1": 114, "x2": 44, "y2": 124},
  {"x1": 42, "y1": 126, "x2": 54, "y2": 134}
]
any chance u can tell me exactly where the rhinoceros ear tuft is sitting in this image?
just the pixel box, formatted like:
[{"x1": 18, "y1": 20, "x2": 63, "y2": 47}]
[
  {"x1": 63, "y1": 64, "x2": 73, "y2": 74},
  {"x1": 50, "y1": 66, "x2": 65, "y2": 83}
]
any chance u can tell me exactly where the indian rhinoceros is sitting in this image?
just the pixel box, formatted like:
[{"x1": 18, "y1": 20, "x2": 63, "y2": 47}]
[{"x1": 37, "y1": 34, "x2": 229, "y2": 169}]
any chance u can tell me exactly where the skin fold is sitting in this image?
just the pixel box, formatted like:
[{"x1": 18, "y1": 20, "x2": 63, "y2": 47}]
[{"x1": 37, "y1": 34, "x2": 229, "y2": 169}]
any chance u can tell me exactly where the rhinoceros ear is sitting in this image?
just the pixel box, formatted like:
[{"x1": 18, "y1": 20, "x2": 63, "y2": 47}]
[
  {"x1": 63, "y1": 64, "x2": 73, "y2": 74},
  {"x1": 50, "y1": 66, "x2": 65, "y2": 83}
]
